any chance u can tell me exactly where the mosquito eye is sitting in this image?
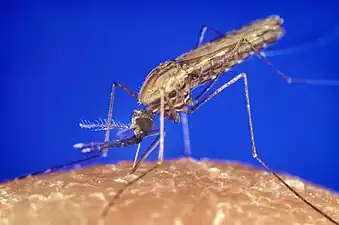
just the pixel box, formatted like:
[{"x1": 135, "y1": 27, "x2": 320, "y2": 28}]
[{"x1": 136, "y1": 118, "x2": 154, "y2": 133}]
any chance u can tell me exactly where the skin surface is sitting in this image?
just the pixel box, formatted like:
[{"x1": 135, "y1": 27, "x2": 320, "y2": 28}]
[{"x1": 0, "y1": 158, "x2": 338, "y2": 225}]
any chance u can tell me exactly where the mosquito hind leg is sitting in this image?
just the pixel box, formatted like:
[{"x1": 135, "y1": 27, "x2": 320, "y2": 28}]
[
  {"x1": 103, "y1": 82, "x2": 138, "y2": 157},
  {"x1": 187, "y1": 72, "x2": 338, "y2": 225},
  {"x1": 242, "y1": 38, "x2": 339, "y2": 86},
  {"x1": 196, "y1": 25, "x2": 339, "y2": 86},
  {"x1": 187, "y1": 72, "x2": 275, "y2": 163}
]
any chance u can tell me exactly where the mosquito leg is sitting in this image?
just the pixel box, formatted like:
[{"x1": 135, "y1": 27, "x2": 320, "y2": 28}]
[
  {"x1": 177, "y1": 25, "x2": 237, "y2": 158},
  {"x1": 164, "y1": 94, "x2": 180, "y2": 122},
  {"x1": 177, "y1": 79, "x2": 218, "y2": 158},
  {"x1": 187, "y1": 73, "x2": 244, "y2": 113},
  {"x1": 188, "y1": 34, "x2": 246, "y2": 104},
  {"x1": 129, "y1": 89, "x2": 165, "y2": 174},
  {"x1": 124, "y1": 130, "x2": 160, "y2": 174},
  {"x1": 242, "y1": 37, "x2": 339, "y2": 86},
  {"x1": 103, "y1": 82, "x2": 138, "y2": 157},
  {"x1": 195, "y1": 78, "x2": 219, "y2": 101},
  {"x1": 163, "y1": 88, "x2": 191, "y2": 157},
  {"x1": 162, "y1": 89, "x2": 192, "y2": 158},
  {"x1": 132, "y1": 143, "x2": 141, "y2": 170},
  {"x1": 100, "y1": 136, "x2": 160, "y2": 219},
  {"x1": 180, "y1": 113, "x2": 191, "y2": 157},
  {"x1": 158, "y1": 88, "x2": 165, "y2": 164},
  {"x1": 130, "y1": 135, "x2": 160, "y2": 174},
  {"x1": 179, "y1": 36, "x2": 243, "y2": 157},
  {"x1": 101, "y1": 166, "x2": 160, "y2": 220},
  {"x1": 101, "y1": 164, "x2": 160, "y2": 220},
  {"x1": 178, "y1": 26, "x2": 234, "y2": 158},
  {"x1": 187, "y1": 72, "x2": 338, "y2": 225},
  {"x1": 162, "y1": 92, "x2": 191, "y2": 157}
]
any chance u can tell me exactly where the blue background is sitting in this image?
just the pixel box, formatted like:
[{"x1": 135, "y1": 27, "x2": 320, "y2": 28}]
[{"x1": 1, "y1": 1, "x2": 339, "y2": 193}]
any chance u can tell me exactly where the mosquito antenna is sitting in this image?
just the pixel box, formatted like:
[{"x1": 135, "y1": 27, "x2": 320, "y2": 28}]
[{"x1": 79, "y1": 118, "x2": 129, "y2": 131}]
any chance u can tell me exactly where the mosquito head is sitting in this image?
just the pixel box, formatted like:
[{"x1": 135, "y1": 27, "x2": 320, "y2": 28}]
[{"x1": 130, "y1": 109, "x2": 154, "y2": 136}]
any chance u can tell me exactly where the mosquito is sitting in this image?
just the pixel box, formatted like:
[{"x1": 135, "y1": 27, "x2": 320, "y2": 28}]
[{"x1": 74, "y1": 15, "x2": 339, "y2": 223}]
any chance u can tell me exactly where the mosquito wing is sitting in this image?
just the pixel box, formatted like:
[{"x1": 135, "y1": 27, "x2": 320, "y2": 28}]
[{"x1": 176, "y1": 15, "x2": 284, "y2": 63}]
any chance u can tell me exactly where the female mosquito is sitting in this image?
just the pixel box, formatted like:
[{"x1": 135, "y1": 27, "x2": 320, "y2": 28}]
[{"x1": 74, "y1": 15, "x2": 339, "y2": 223}]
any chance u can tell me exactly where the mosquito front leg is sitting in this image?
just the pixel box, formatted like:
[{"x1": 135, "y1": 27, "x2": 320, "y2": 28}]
[
  {"x1": 129, "y1": 88, "x2": 165, "y2": 174},
  {"x1": 130, "y1": 135, "x2": 160, "y2": 174},
  {"x1": 103, "y1": 82, "x2": 138, "y2": 156},
  {"x1": 187, "y1": 72, "x2": 338, "y2": 224},
  {"x1": 132, "y1": 143, "x2": 141, "y2": 170},
  {"x1": 101, "y1": 135, "x2": 161, "y2": 219},
  {"x1": 129, "y1": 129, "x2": 161, "y2": 174}
]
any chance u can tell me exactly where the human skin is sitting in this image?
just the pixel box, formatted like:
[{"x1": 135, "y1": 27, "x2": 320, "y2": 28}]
[{"x1": 0, "y1": 158, "x2": 338, "y2": 225}]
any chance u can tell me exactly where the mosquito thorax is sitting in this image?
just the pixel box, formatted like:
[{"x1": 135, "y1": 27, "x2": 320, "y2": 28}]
[{"x1": 130, "y1": 109, "x2": 154, "y2": 135}]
